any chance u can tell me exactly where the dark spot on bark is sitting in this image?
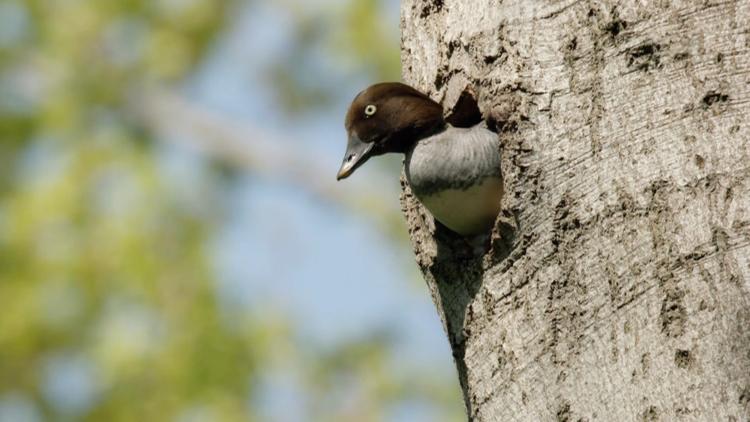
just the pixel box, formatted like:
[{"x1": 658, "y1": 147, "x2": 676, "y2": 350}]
[
  {"x1": 675, "y1": 406, "x2": 692, "y2": 416},
  {"x1": 494, "y1": 119, "x2": 517, "y2": 134},
  {"x1": 605, "y1": 19, "x2": 627, "y2": 37},
  {"x1": 434, "y1": 72, "x2": 444, "y2": 90},
  {"x1": 641, "y1": 406, "x2": 659, "y2": 421},
  {"x1": 712, "y1": 226, "x2": 730, "y2": 252},
  {"x1": 627, "y1": 42, "x2": 662, "y2": 71},
  {"x1": 446, "y1": 39, "x2": 462, "y2": 59},
  {"x1": 725, "y1": 187, "x2": 735, "y2": 208},
  {"x1": 567, "y1": 37, "x2": 578, "y2": 51},
  {"x1": 490, "y1": 210, "x2": 518, "y2": 262},
  {"x1": 446, "y1": 87, "x2": 482, "y2": 128},
  {"x1": 484, "y1": 53, "x2": 500, "y2": 64},
  {"x1": 552, "y1": 195, "x2": 581, "y2": 249},
  {"x1": 486, "y1": 91, "x2": 522, "y2": 134},
  {"x1": 420, "y1": 0, "x2": 443, "y2": 18},
  {"x1": 701, "y1": 91, "x2": 729, "y2": 109},
  {"x1": 674, "y1": 52, "x2": 689, "y2": 61},
  {"x1": 483, "y1": 35, "x2": 506, "y2": 64},
  {"x1": 433, "y1": 65, "x2": 457, "y2": 91},
  {"x1": 647, "y1": 179, "x2": 672, "y2": 198},
  {"x1": 588, "y1": 8, "x2": 597, "y2": 17},
  {"x1": 557, "y1": 402, "x2": 571, "y2": 422},
  {"x1": 674, "y1": 349, "x2": 692, "y2": 368},
  {"x1": 740, "y1": 385, "x2": 750, "y2": 406},
  {"x1": 659, "y1": 284, "x2": 686, "y2": 337},
  {"x1": 695, "y1": 154, "x2": 705, "y2": 169},
  {"x1": 641, "y1": 353, "x2": 650, "y2": 375},
  {"x1": 730, "y1": 125, "x2": 740, "y2": 133},
  {"x1": 493, "y1": 343, "x2": 516, "y2": 377},
  {"x1": 716, "y1": 52, "x2": 724, "y2": 63},
  {"x1": 607, "y1": 269, "x2": 621, "y2": 303}
]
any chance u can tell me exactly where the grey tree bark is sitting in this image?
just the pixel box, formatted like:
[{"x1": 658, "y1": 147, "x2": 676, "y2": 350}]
[{"x1": 399, "y1": 1, "x2": 750, "y2": 420}]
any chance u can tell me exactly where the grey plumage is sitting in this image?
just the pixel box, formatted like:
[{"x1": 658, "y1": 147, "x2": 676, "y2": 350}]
[
  {"x1": 405, "y1": 123, "x2": 501, "y2": 196},
  {"x1": 405, "y1": 123, "x2": 503, "y2": 236}
]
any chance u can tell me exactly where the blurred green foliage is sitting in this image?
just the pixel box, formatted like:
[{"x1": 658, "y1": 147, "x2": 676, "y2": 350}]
[
  {"x1": 0, "y1": 0, "x2": 461, "y2": 420},
  {"x1": 268, "y1": 0, "x2": 401, "y2": 113}
]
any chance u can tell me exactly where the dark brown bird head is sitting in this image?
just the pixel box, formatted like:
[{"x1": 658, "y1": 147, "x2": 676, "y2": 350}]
[{"x1": 337, "y1": 82, "x2": 445, "y2": 180}]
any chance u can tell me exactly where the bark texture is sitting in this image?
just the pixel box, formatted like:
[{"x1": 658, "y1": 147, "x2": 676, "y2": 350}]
[{"x1": 399, "y1": 1, "x2": 750, "y2": 420}]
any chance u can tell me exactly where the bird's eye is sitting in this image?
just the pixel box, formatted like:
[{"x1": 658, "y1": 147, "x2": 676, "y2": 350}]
[{"x1": 364, "y1": 104, "x2": 377, "y2": 116}]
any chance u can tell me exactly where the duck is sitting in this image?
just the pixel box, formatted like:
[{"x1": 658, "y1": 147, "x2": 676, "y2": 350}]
[{"x1": 336, "y1": 82, "x2": 503, "y2": 237}]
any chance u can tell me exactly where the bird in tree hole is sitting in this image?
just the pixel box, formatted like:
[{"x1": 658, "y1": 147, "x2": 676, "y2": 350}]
[{"x1": 337, "y1": 82, "x2": 503, "y2": 237}]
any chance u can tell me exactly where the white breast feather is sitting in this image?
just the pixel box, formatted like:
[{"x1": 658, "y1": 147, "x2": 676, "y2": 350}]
[{"x1": 405, "y1": 124, "x2": 503, "y2": 236}]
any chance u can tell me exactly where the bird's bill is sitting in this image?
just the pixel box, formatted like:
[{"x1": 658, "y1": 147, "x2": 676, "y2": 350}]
[{"x1": 336, "y1": 133, "x2": 375, "y2": 180}]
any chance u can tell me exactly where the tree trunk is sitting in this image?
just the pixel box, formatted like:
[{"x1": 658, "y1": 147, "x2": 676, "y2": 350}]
[{"x1": 400, "y1": 1, "x2": 750, "y2": 420}]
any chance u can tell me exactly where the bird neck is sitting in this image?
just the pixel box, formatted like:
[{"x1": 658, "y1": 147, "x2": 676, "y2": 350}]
[{"x1": 391, "y1": 120, "x2": 448, "y2": 154}]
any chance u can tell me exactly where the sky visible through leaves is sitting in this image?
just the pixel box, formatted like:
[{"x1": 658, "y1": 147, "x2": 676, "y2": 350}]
[{"x1": 0, "y1": 0, "x2": 463, "y2": 420}]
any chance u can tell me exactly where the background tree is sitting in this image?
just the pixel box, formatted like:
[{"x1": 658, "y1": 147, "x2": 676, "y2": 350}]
[
  {"x1": 0, "y1": 0, "x2": 464, "y2": 420},
  {"x1": 400, "y1": 0, "x2": 750, "y2": 420}
]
